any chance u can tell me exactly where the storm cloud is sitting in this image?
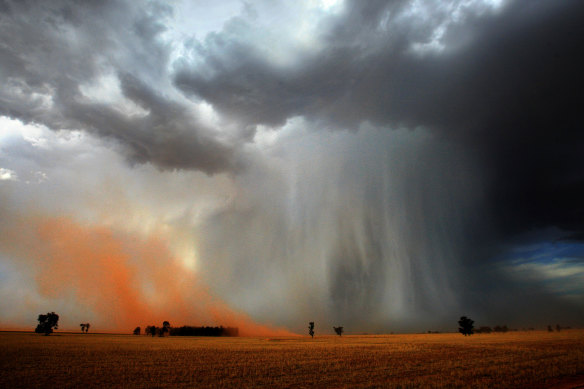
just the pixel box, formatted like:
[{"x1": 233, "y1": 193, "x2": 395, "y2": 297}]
[
  {"x1": 0, "y1": 0, "x2": 237, "y2": 173},
  {"x1": 174, "y1": 0, "x2": 584, "y2": 235},
  {"x1": 1, "y1": 0, "x2": 583, "y2": 333}
]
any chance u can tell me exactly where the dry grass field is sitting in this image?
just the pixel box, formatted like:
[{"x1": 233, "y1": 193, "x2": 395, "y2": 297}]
[{"x1": 1, "y1": 330, "x2": 583, "y2": 388}]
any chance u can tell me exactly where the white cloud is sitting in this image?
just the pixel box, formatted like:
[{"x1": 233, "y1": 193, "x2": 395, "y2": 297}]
[
  {"x1": 511, "y1": 260, "x2": 584, "y2": 279},
  {"x1": 504, "y1": 257, "x2": 584, "y2": 299},
  {"x1": 0, "y1": 116, "x2": 48, "y2": 147},
  {"x1": 78, "y1": 73, "x2": 149, "y2": 118},
  {"x1": 407, "y1": 0, "x2": 508, "y2": 55},
  {"x1": 0, "y1": 168, "x2": 17, "y2": 181}
]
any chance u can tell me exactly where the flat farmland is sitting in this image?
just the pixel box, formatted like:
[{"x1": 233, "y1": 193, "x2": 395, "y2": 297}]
[{"x1": 1, "y1": 330, "x2": 583, "y2": 388}]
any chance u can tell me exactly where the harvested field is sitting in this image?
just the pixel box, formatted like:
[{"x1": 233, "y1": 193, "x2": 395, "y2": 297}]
[{"x1": 1, "y1": 330, "x2": 583, "y2": 388}]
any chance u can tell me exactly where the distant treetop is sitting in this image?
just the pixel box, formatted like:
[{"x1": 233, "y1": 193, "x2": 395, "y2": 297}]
[
  {"x1": 458, "y1": 316, "x2": 474, "y2": 336},
  {"x1": 35, "y1": 312, "x2": 59, "y2": 336}
]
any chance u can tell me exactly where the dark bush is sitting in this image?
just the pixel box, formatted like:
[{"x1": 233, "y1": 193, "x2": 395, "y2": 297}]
[
  {"x1": 493, "y1": 325, "x2": 508, "y2": 333},
  {"x1": 475, "y1": 326, "x2": 492, "y2": 334}
]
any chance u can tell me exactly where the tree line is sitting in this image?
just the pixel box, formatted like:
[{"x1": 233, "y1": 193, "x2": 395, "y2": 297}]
[
  {"x1": 133, "y1": 323, "x2": 239, "y2": 337},
  {"x1": 33, "y1": 312, "x2": 571, "y2": 337},
  {"x1": 458, "y1": 316, "x2": 569, "y2": 336}
]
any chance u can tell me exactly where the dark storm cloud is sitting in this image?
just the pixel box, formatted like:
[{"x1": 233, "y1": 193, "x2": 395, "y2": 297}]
[
  {"x1": 172, "y1": 0, "x2": 472, "y2": 129},
  {"x1": 174, "y1": 0, "x2": 584, "y2": 237},
  {"x1": 2, "y1": 0, "x2": 583, "y2": 332},
  {"x1": 0, "y1": 0, "x2": 236, "y2": 173},
  {"x1": 62, "y1": 73, "x2": 238, "y2": 172},
  {"x1": 169, "y1": 0, "x2": 584, "y2": 330}
]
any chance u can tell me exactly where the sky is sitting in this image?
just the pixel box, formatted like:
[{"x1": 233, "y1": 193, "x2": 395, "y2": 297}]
[{"x1": 0, "y1": 0, "x2": 583, "y2": 334}]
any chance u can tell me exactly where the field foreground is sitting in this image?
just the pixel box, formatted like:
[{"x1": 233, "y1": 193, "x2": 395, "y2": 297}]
[{"x1": 1, "y1": 330, "x2": 583, "y2": 388}]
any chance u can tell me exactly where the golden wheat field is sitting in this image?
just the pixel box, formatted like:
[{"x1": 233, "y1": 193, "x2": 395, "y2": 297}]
[{"x1": 1, "y1": 330, "x2": 583, "y2": 388}]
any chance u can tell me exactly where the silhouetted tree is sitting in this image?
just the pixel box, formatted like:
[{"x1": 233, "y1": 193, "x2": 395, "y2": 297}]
[
  {"x1": 556, "y1": 324, "x2": 561, "y2": 332},
  {"x1": 458, "y1": 316, "x2": 474, "y2": 336},
  {"x1": 308, "y1": 322, "x2": 315, "y2": 338},
  {"x1": 547, "y1": 325, "x2": 553, "y2": 332},
  {"x1": 145, "y1": 325, "x2": 157, "y2": 337},
  {"x1": 333, "y1": 326, "x2": 344, "y2": 336},
  {"x1": 159, "y1": 321, "x2": 171, "y2": 337},
  {"x1": 133, "y1": 326, "x2": 141, "y2": 335},
  {"x1": 35, "y1": 312, "x2": 59, "y2": 335}
]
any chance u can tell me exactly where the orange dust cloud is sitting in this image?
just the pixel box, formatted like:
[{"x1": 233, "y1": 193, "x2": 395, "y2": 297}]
[{"x1": 3, "y1": 214, "x2": 293, "y2": 335}]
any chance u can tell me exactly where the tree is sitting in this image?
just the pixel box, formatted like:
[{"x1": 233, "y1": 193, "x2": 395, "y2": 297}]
[
  {"x1": 160, "y1": 321, "x2": 171, "y2": 337},
  {"x1": 145, "y1": 325, "x2": 157, "y2": 337},
  {"x1": 556, "y1": 324, "x2": 561, "y2": 332},
  {"x1": 458, "y1": 316, "x2": 474, "y2": 336},
  {"x1": 133, "y1": 326, "x2": 141, "y2": 335},
  {"x1": 333, "y1": 326, "x2": 344, "y2": 336},
  {"x1": 308, "y1": 322, "x2": 315, "y2": 338},
  {"x1": 35, "y1": 312, "x2": 59, "y2": 335}
]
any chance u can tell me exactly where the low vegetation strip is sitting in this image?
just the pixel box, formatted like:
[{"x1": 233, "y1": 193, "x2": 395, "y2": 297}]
[
  {"x1": 0, "y1": 330, "x2": 583, "y2": 388},
  {"x1": 169, "y1": 326, "x2": 239, "y2": 337}
]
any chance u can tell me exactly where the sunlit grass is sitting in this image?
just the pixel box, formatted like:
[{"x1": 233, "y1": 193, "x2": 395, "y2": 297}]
[{"x1": 1, "y1": 330, "x2": 583, "y2": 388}]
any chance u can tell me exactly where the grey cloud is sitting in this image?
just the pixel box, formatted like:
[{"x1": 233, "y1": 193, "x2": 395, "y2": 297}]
[
  {"x1": 198, "y1": 127, "x2": 497, "y2": 332},
  {"x1": 0, "y1": 0, "x2": 237, "y2": 173},
  {"x1": 199, "y1": 124, "x2": 584, "y2": 331},
  {"x1": 172, "y1": 0, "x2": 486, "y2": 130},
  {"x1": 174, "y1": 0, "x2": 584, "y2": 236},
  {"x1": 61, "y1": 73, "x2": 238, "y2": 172},
  {"x1": 2, "y1": 0, "x2": 583, "y2": 332},
  {"x1": 174, "y1": 0, "x2": 584, "y2": 330}
]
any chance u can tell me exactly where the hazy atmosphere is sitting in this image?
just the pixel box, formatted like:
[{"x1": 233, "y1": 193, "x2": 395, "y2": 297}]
[{"x1": 1, "y1": 0, "x2": 583, "y2": 334}]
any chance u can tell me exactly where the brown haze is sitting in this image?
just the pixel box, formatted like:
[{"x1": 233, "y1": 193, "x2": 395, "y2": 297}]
[{"x1": 0, "y1": 214, "x2": 292, "y2": 336}]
